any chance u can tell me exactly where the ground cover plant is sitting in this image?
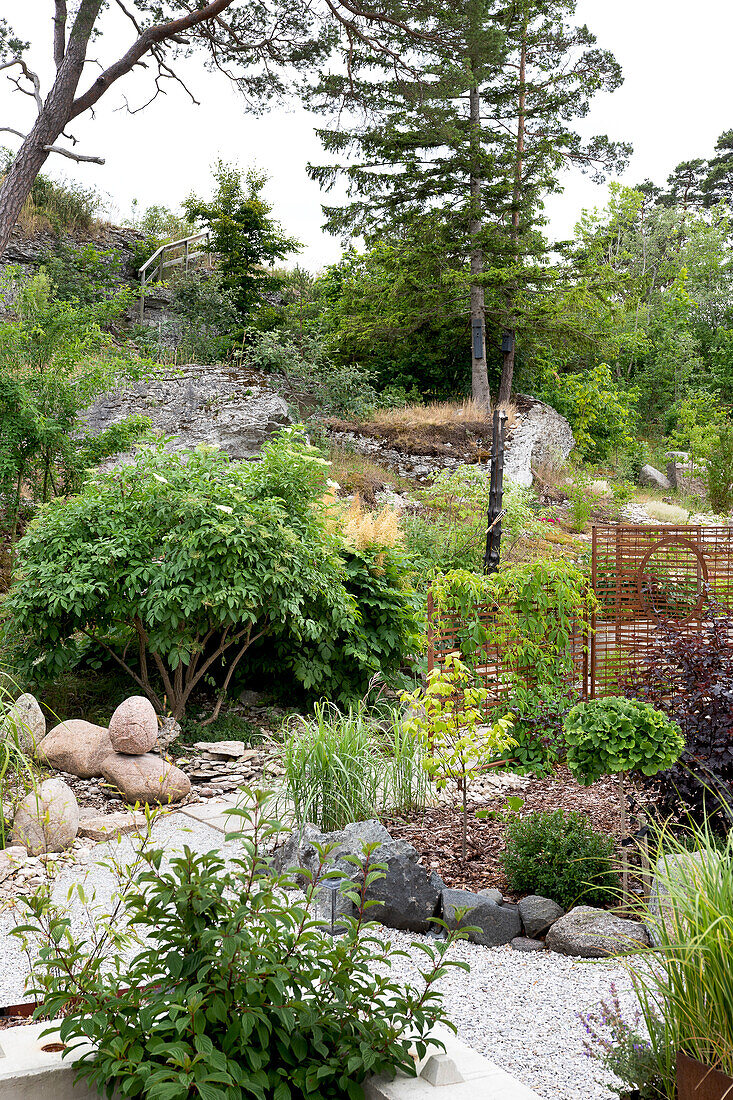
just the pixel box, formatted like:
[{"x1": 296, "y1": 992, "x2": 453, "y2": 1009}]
[
  {"x1": 501, "y1": 808, "x2": 618, "y2": 910},
  {"x1": 15, "y1": 791, "x2": 467, "y2": 1100}
]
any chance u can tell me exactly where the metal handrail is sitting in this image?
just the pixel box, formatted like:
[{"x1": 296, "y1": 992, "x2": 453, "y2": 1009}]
[{"x1": 138, "y1": 230, "x2": 211, "y2": 322}]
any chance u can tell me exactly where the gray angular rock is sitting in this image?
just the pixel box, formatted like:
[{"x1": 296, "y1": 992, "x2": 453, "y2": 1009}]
[
  {"x1": 546, "y1": 906, "x2": 650, "y2": 958},
  {"x1": 503, "y1": 400, "x2": 575, "y2": 488},
  {"x1": 639, "y1": 464, "x2": 672, "y2": 491},
  {"x1": 478, "y1": 887, "x2": 504, "y2": 905},
  {"x1": 109, "y1": 696, "x2": 158, "y2": 754},
  {"x1": 37, "y1": 720, "x2": 114, "y2": 779},
  {"x1": 441, "y1": 888, "x2": 521, "y2": 947},
  {"x1": 511, "y1": 937, "x2": 546, "y2": 953},
  {"x1": 1, "y1": 694, "x2": 45, "y2": 754},
  {"x1": 518, "y1": 895, "x2": 565, "y2": 938},
  {"x1": 272, "y1": 820, "x2": 443, "y2": 933},
  {"x1": 101, "y1": 752, "x2": 191, "y2": 805},
  {"x1": 12, "y1": 778, "x2": 79, "y2": 855}
]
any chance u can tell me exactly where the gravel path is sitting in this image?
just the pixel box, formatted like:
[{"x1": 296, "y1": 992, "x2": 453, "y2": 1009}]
[{"x1": 0, "y1": 812, "x2": 636, "y2": 1100}]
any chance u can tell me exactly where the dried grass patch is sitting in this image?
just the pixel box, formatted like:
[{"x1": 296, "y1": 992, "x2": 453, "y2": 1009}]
[
  {"x1": 329, "y1": 401, "x2": 516, "y2": 458},
  {"x1": 327, "y1": 448, "x2": 410, "y2": 506}
]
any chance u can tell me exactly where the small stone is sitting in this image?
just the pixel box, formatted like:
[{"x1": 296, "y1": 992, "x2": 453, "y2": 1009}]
[
  {"x1": 478, "y1": 887, "x2": 504, "y2": 905},
  {"x1": 109, "y1": 697, "x2": 158, "y2": 755},
  {"x1": 192, "y1": 740, "x2": 246, "y2": 758},
  {"x1": 511, "y1": 937, "x2": 546, "y2": 952},
  {"x1": 78, "y1": 811, "x2": 147, "y2": 842},
  {"x1": 546, "y1": 906, "x2": 650, "y2": 958},
  {"x1": 1, "y1": 694, "x2": 46, "y2": 754},
  {"x1": 12, "y1": 779, "x2": 80, "y2": 855},
  {"x1": 518, "y1": 895, "x2": 565, "y2": 938}
]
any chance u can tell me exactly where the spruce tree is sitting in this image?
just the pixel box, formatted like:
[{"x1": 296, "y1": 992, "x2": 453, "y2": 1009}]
[{"x1": 309, "y1": 0, "x2": 629, "y2": 403}]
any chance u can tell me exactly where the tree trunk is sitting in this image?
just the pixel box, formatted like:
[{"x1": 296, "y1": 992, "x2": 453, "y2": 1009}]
[
  {"x1": 469, "y1": 84, "x2": 490, "y2": 411},
  {"x1": 498, "y1": 19, "x2": 527, "y2": 406},
  {"x1": 0, "y1": 0, "x2": 102, "y2": 257}
]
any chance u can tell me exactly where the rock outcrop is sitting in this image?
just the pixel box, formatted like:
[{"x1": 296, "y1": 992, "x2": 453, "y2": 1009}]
[
  {"x1": 83, "y1": 364, "x2": 291, "y2": 462},
  {"x1": 503, "y1": 400, "x2": 575, "y2": 487}
]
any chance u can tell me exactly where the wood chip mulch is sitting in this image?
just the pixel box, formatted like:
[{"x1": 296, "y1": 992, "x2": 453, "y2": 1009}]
[{"x1": 381, "y1": 766, "x2": 652, "y2": 898}]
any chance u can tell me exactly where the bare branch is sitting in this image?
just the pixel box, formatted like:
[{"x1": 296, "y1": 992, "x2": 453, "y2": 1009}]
[
  {"x1": 0, "y1": 126, "x2": 27, "y2": 141},
  {"x1": 54, "y1": 0, "x2": 68, "y2": 68},
  {"x1": 0, "y1": 58, "x2": 43, "y2": 113},
  {"x1": 42, "y1": 143, "x2": 105, "y2": 164}
]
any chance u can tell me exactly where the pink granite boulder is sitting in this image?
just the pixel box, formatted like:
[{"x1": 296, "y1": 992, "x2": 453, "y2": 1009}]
[{"x1": 109, "y1": 696, "x2": 158, "y2": 754}]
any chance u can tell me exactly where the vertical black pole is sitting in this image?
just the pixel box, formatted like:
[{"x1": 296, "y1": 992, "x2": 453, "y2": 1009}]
[{"x1": 484, "y1": 409, "x2": 507, "y2": 574}]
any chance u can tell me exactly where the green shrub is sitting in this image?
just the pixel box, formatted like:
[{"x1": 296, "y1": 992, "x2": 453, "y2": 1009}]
[
  {"x1": 708, "y1": 423, "x2": 733, "y2": 514},
  {"x1": 16, "y1": 792, "x2": 465, "y2": 1100},
  {"x1": 502, "y1": 808, "x2": 618, "y2": 909},
  {"x1": 6, "y1": 432, "x2": 419, "y2": 719},
  {"x1": 543, "y1": 363, "x2": 638, "y2": 463},
  {"x1": 563, "y1": 697, "x2": 684, "y2": 787},
  {"x1": 44, "y1": 242, "x2": 124, "y2": 304}
]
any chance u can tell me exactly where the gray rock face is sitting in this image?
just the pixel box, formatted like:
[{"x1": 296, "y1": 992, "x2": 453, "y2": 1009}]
[
  {"x1": 12, "y1": 779, "x2": 79, "y2": 855},
  {"x1": 665, "y1": 450, "x2": 707, "y2": 496},
  {"x1": 37, "y1": 720, "x2": 114, "y2": 779},
  {"x1": 639, "y1": 464, "x2": 672, "y2": 491},
  {"x1": 83, "y1": 364, "x2": 291, "y2": 462},
  {"x1": 109, "y1": 696, "x2": 158, "y2": 755},
  {"x1": 546, "y1": 906, "x2": 650, "y2": 958},
  {"x1": 1, "y1": 694, "x2": 46, "y2": 754},
  {"x1": 272, "y1": 820, "x2": 444, "y2": 933},
  {"x1": 503, "y1": 400, "x2": 575, "y2": 488},
  {"x1": 648, "y1": 850, "x2": 710, "y2": 946},
  {"x1": 518, "y1": 895, "x2": 565, "y2": 938},
  {"x1": 441, "y1": 888, "x2": 521, "y2": 947},
  {"x1": 101, "y1": 752, "x2": 191, "y2": 805}
]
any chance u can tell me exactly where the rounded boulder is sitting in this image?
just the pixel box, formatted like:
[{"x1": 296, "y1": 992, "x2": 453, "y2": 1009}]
[
  {"x1": 12, "y1": 778, "x2": 79, "y2": 855},
  {"x1": 37, "y1": 720, "x2": 113, "y2": 779},
  {"x1": 109, "y1": 697, "x2": 158, "y2": 755},
  {"x1": 101, "y1": 752, "x2": 190, "y2": 805},
  {"x1": 2, "y1": 694, "x2": 46, "y2": 755}
]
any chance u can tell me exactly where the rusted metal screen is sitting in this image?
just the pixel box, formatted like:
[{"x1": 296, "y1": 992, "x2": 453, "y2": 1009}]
[
  {"x1": 591, "y1": 523, "x2": 733, "y2": 696},
  {"x1": 426, "y1": 590, "x2": 589, "y2": 710}
]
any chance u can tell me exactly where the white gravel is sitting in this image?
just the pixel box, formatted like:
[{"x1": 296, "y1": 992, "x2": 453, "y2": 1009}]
[{"x1": 0, "y1": 812, "x2": 639, "y2": 1100}]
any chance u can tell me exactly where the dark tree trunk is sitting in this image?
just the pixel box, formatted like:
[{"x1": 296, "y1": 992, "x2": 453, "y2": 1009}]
[
  {"x1": 498, "y1": 22, "x2": 526, "y2": 406},
  {"x1": 469, "y1": 83, "x2": 490, "y2": 411}
]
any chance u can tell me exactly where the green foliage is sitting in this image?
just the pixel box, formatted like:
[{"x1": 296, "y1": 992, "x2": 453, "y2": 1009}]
[
  {"x1": 579, "y1": 986, "x2": 667, "y2": 1100},
  {"x1": 177, "y1": 711, "x2": 264, "y2": 747},
  {"x1": 543, "y1": 364, "x2": 638, "y2": 463},
  {"x1": 15, "y1": 791, "x2": 465, "y2": 1100},
  {"x1": 0, "y1": 685, "x2": 41, "y2": 850},
  {"x1": 43, "y1": 241, "x2": 124, "y2": 304},
  {"x1": 0, "y1": 271, "x2": 150, "y2": 542},
  {"x1": 628, "y1": 816, "x2": 733, "y2": 1095},
  {"x1": 402, "y1": 655, "x2": 514, "y2": 860},
  {"x1": 708, "y1": 423, "x2": 733, "y2": 514},
  {"x1": 501, "y1": 808, "x2": 618, "y2": 910},
  {"x1": 168, "y1": 271, "x2": 239, "y2": 364},
  {"x1": 563, "y1": 697, "x2": 684, "y2": 787},
  {"x1": 6, "y1": 432, "x2": 419, "y2": 719},
  {"x1": 0, "y1": 148, "x2": 104, "y2": 232},
  {"x1": 184, "y1": 163, "x2": 300, "y2": 326}
]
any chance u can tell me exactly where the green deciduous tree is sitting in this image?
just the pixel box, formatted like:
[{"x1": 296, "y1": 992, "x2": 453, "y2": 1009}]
[{"x1": 184, "y1": 163, "x2": 301, "y2": 328}]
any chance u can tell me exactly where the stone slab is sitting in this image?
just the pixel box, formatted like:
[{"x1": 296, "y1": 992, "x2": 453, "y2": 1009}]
[
  {"x1": 78, "y1": 811, "x2": 147, "y2": 843},
  {"x1": 176, "y1": 796, "x2": 244, "y2": 834},
  {"x1": 364, "y1": 1026, "x2": 541, "y2": 1100},
  {"x1": 0, "y1": 1020, "x2": 100, "y2": 1099}
]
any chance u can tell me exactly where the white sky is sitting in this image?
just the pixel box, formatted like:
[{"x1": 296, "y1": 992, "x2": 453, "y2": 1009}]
[{"x1": 3, "y1": 1, "x2": 733, "y2": 269}]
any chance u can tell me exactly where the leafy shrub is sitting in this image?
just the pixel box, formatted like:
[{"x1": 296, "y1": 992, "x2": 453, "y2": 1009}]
[
  {"x1": 7, "y1": 433, "x2": 419, "y2": 720},
  {"x1": 508, "y1": 684, "x2": 580, "y2": 774},
  {"x1": 624, "y1": 605, "x2": 733, "y2": 825},
  {"x1": 543, "y1": 363, "x2": 638, "y2": 463},
  {"x1": 502, "y1": 808, "x2": 618, "y2": 909},
  {"x1": 44, "y1": 242, "x2": 124, "y2": 304},
  {"x1": 563, "y1": 697, "x2": 684, "y2": 787},
  {"x1": 708, "y1": 423, "x2": 733, "y2": 514},
  {"x1": 16, "y1": 792, "x2": 465, "y2": 1100}
]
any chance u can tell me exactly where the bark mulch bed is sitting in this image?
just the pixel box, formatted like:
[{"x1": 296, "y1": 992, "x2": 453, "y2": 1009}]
[{"x1": 382, "y1": 766, "x2": 653, "y2": 898}]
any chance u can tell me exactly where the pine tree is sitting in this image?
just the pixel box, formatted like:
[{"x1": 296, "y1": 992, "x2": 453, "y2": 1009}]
[{"x1": 308, "y1": 0, "x2": 629, "y2": 403}]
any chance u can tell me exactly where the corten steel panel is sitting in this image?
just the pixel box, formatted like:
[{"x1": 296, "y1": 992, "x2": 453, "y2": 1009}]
[
  {"x1": 590, "y1": 524, "x2": 733, "y2": 697},
  {"x1": 426, "y1": 587, "x2": 590, "y2": 713}
]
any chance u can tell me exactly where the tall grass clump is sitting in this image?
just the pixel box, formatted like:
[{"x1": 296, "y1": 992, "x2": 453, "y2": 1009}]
[
  {"x1": 629, "y1": 816, "x2": 733, "y2": 1096},
  {"x1": 0, "y1": 682, "x2": 42, "y2": 848},
  {"x1": 284, "y1": 702, "x2": 383, "y2": 832},
  {"x1": 387, "y1": 719, "x2": 430, "y2": 815}
]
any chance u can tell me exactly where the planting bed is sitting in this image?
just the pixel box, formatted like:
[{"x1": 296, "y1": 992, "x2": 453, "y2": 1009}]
[{"x1": 382, "y1": 765, "x2": 650, "y2": 896}]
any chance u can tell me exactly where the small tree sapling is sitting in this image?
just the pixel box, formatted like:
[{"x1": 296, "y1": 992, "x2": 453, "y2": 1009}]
[{"x1": 402, "y1": 655, "x2": 514, "y2": 862}]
